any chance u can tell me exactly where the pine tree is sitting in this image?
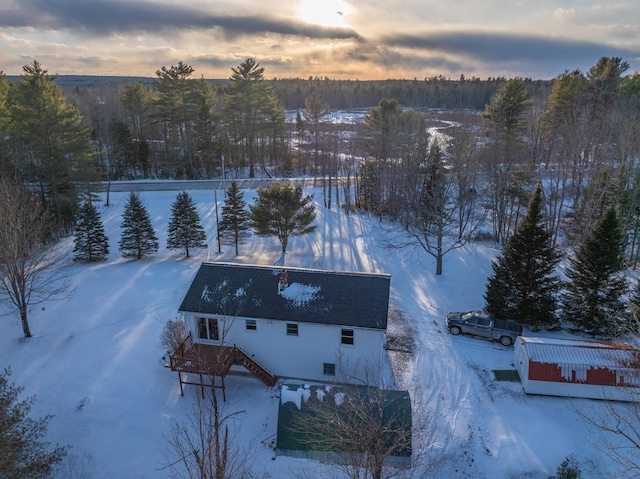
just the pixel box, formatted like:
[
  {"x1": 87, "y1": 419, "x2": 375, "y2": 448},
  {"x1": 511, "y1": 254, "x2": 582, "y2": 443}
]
[
  {"x1": 223, "y1": 58, "x2": 284, "y2": 178},
  {"x1": 0, "y1": 368, "x2": 67, "y2": 478},
  {"x1": 119, "y1": 192, "x2": 158, "y2": 259},
  {"x1": 485, "y1": 185, "x2": 561, "y2": 328},
  {"x1": 249, "y1": 181, "x2": 316, "y2": 254},
  {"x1": 556, "y1": 454, "x2": 581, "y2": 479},
  {"x1": 167, "y1": 191, "x2": 206, "y2": 257},
  {"x1": 7, "y1": 61, "x2": 95, "y2": 227},
  {"x1": 73, "y1": 200, "x2": 109, "y2": 262},
  {"x1": 561, "y1": 207, "x2": 630, "y2": 336},
  {"x1": 219, "y1": 180, "x2": 251, "y2": 256},
  {"x1": 152, "y1": 62, "x2": 200, "y2": 177}
]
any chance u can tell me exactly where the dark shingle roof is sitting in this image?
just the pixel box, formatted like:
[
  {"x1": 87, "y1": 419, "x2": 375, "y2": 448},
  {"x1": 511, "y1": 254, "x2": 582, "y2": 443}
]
[{"x1": 178, "y1": 262, "x2": 390, "y2": 330}]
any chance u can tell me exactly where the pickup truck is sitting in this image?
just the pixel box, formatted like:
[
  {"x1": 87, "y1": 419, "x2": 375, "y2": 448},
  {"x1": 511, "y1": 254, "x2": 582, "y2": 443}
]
[{"x1": 446, "y1": 310, "x2": 523, "y2": 346}]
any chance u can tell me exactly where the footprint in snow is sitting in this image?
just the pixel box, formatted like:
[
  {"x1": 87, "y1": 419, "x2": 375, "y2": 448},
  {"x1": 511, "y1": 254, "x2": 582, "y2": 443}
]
[{"x1": 76, "y1": 397, "x2": 91, "y2": 411}]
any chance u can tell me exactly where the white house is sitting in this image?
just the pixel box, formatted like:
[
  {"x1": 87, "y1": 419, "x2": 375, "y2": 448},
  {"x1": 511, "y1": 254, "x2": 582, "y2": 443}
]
[
  {"x1": 514, "y1": 336, "x2": 640, "y2": 401},
  {"x1": 175, "y1": 262, "x2": 391, "y2": 385}
]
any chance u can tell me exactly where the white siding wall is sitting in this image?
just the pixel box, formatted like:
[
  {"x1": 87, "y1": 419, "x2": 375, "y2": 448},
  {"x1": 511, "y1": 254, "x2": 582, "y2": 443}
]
[
  {"x1": 513, "y1": 337, "x2": 530, "y2": 390},
  {"x1": 523, "y1": 379, "x2": 639, "y2": 401},
  {"x1": 185, "y1": 313, "x2": 386, "y2": 383}
]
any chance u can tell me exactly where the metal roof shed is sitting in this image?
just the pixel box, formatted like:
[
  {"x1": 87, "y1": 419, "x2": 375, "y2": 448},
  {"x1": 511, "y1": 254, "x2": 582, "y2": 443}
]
[
  {"x1": 276, "y1": 383, "x2": 412, "y2": 467},
  {"x1": 514, "y1": 336, "x2": 640, "y2": 401}
]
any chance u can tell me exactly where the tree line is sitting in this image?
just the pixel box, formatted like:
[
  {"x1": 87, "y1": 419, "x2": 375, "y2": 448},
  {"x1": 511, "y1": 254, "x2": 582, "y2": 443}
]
[
  {"x1": 2, "y1": 56, "x2": 636, "y2": 252},
  {"x1": 1, "y1": 56, "x2": 636, "y2": 229},
  {"x1": 0, "y1": 58, "x2": 546, "y2": 190}
]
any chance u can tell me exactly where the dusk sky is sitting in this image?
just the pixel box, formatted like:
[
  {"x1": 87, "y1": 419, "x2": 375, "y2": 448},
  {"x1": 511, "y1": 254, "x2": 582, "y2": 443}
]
[{"x1": 1, "y1": 0, "x2": 639, "y2": 80}]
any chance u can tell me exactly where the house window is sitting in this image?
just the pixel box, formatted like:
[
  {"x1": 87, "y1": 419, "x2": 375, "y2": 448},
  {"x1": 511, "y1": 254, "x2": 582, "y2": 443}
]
[
  {"x1": 197, "y1": 317, "x2": 219, "y2": 341},
  {"x1": 286, "y1": 323, "x2": 298, "y2": 336},
  {"x1": 246, "y1": 319, "x2": 257, "y2": 331},
  {"x1": 341, "y1": 329, "x2": 354, "y2": 345},
  {"x1": 323, "y1": 363, "x2": 336, "y2": 376}
]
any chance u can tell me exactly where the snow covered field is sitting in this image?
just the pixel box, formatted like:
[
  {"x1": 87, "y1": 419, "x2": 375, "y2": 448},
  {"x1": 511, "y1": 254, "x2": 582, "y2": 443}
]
[{"x1": 0, "y1": 187, "x2": 630, "y2": 478}]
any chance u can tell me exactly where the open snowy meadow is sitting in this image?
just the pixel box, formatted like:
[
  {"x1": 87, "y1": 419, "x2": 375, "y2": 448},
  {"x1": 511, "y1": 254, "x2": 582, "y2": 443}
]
[{"x1": 0, "y1": 186, "x2": 634, "y2": 478}]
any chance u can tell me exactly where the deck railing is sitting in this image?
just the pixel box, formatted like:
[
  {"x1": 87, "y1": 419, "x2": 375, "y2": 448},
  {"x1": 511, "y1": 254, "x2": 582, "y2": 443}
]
[{"x1": 168, "y1": 333, "x2": 277, "y2": 394}]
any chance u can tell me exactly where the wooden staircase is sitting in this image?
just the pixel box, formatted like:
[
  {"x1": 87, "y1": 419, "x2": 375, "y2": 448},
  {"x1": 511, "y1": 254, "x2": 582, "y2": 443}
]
[
  {"x1": 230, "y1": 347, "x2": 277, "y2": 387},
  {"x1": 169, "y1": 333, "x2": 277, "y2": 398}
]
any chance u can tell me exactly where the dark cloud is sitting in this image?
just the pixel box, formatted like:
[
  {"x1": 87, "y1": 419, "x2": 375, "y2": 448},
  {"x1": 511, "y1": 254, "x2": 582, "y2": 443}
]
[
  {"x1": 382, "y1": 30, "x2": 638, "y2": 67},
  {"x1": 195, "y1": 54, "x2": 286, "y2": 74},
  {"x1": 0, "y1": 0, "x2": 362, "y2": 40},
  {"x1": 337, "y1": 45, "x2": 466, "y2": 78}
]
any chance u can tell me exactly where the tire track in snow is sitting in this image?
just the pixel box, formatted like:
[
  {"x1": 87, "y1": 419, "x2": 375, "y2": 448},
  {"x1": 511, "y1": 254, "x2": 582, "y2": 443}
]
[
  {"x1": 413, "y1": 324, "x2": 474, "y2": 454},
  {"x1": 403, "y1": 310, "x2": 508, "y2": 477}
]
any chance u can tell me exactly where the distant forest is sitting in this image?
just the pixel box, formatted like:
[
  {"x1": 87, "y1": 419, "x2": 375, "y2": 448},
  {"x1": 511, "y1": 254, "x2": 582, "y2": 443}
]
[
  {"x1": 272, "y1": 76, "x2": 550, "y2": 110},
  {"x1": 7, "y1": 72, "x2": 549, "y2": 110}
]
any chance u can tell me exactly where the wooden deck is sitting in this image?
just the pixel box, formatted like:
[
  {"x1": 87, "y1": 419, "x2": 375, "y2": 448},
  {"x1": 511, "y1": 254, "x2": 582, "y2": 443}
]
[{"x1": 169, "y1": 332, "x2": 277, "y2": 399}]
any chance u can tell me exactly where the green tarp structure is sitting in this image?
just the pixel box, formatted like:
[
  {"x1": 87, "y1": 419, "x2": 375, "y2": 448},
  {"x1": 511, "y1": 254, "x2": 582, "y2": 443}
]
[{"x1": 276, "y1": 383, "x2": 412, "y2": 463}]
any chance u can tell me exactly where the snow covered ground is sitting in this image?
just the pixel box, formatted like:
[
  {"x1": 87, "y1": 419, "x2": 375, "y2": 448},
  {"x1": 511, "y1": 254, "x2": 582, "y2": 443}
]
[{"x1": 0, "y1": 187, "x2": 631, "y2": 478}]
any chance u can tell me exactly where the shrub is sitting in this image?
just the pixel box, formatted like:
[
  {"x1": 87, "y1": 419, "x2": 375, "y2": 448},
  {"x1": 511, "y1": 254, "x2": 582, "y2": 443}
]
[{"x1": 160, "y1": 317, "x2": 188, "y2": 353}]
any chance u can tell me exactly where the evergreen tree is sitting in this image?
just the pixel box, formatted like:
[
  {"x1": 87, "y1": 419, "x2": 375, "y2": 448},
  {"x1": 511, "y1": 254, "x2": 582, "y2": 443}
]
[
  {"x1": 303, "y1": 87, "x2": 330, "y2": 175},
  {"x1": 561, "y1": 208, "x2": 630, "y2": 336},
  {"x1": 249, "y1": 181, "x2": 316, "y2": 254},
  {"x1": 167, "y1": 191, "x2": 206, "y2": 258},
  {"x1": 485, "y1": 185, "x2": 561, "y2": 328},
  {"x1": 480, "y1": 78, "x2": 532, "y2": 243},
  {"x1": 0, "y1": 368, "x2": 67, "y2": 478},
  {"x1": 219, "y1": 180, "x2": 251, "y2": 256},
  {"x1": 223, "y1": 58, "x2": 284, "y2": 178},
  {"x1": 73, "y1": 200, "x2": 109, "y2": 262},
  {"x1": 119, "y1": 192, "x2": 158, "y2": 259},
  {"x1": 556, "y1": 454, "x2": 581, "y2": 479},
  {"x1": 152, "y1": 62, "x2": 200, "y2": 177},
  {"x1": 481, "y1": 78, "x2": 531, "y2": 138},
  {"x1": 6, "y1": 61, "x2": 95, "y2": 227}
]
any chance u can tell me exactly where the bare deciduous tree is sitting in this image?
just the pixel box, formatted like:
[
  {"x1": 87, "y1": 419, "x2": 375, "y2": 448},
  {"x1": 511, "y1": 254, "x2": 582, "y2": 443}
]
[
  {"x1": 289, "y1": 385, "x2": 413, "y2": 479},
  {"x1": 398, "y1": 140, "x2": 485, "y2": 275},
  {"x1": 0, "y1": 178, "x2": 70, "y2": 338},
  {"x1": 286, "y1": 360, "x2": 426, "y2": 479},
  {"x1": 574, "y1": 389, "x2": 640, "y2": 477},
  {"x1": 163, "y1": 388, "x2": 253, "y2": 479}
]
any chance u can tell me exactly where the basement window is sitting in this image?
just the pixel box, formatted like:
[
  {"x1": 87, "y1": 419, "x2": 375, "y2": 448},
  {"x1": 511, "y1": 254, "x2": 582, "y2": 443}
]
[
  {"x1": 246, "y1": 319, "x2": 257, "y2": 331},
  {"x1": 323, "y1": 363, "x2": 336, "y2": 376}
]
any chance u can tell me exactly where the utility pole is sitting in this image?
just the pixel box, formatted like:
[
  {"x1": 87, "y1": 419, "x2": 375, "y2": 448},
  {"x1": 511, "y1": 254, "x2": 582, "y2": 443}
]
[
  {"x1": 214, "y1": 189, "x2": 221, "y2": 253},
  {"x1": 221, "y1": 154, "x2": 226, "y2": 198}
]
